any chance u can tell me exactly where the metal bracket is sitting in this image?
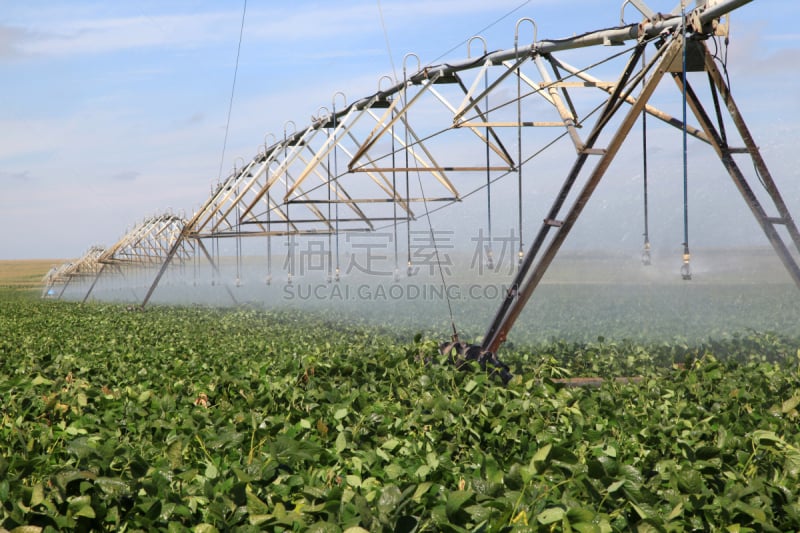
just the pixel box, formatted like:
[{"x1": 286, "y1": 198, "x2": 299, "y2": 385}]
[{"x1": 620, "y1": 0, "x2": 657, "y2": 24}]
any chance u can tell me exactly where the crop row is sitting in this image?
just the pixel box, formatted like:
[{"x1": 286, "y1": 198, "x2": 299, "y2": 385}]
[{"x1": 1, "y1": 294, "x2": 800, "y2": 531}]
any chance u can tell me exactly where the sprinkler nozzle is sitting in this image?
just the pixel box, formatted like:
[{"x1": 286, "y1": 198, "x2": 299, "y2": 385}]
[{"x1": 680, "y1": 252, "x2": 691, "y2": 280}]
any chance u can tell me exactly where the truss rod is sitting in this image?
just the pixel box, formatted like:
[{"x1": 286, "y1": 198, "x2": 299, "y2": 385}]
[
  {"x1": 675, "y1": 51, "x2": 800, "y2": 288},
  {"x1": 288, "y1": 0, "x2": 750, "y2": 144},
  {"x1": 551, "y1": 55, "x2": 710, "y2": 143},
  {"x1": 456, "y1": 121, "x2": 565, "y2": 128},
  {"x1": 286, "y1": 197, "x2": 456, "y2": 204},
  {"x1": 702, "y1": 48, "x2": 800, "y2": 258},
  {"x1": 241, "y1": 217, "x2": 401, "y2": 226},
  {"x1": 350, "y1": 166, "x2": 512, "y2": 173},
  {"x1": 212, "y1": 227, "x2": 375, "y2": 237},
  {"x1": 482, "y1": 36, "x2": 670, "y2": 355}
]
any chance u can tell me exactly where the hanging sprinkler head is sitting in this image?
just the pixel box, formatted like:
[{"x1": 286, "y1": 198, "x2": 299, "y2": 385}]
[
  {"x1": 680, "y1": 245, "x2": 692, "y2": 280},
  {"x1": 235, "y1": 277, "x2": 241, "y2": 287},
  {"x1": 265, "y1": 274, "x2": 272, "y2": 286},
  {"x1": 517, "y1": 248, "x2": 524, "y2": 269},
  {"x1": 334, "y1": 267, "x2": 340, "y2": 283},
  {"x1": 486, "y1": 248, "x2": 494, "y2": 271},
  {"x1": 407, "y1": 261, "x2": 413, "y2": 277},
  {"x1": 287, "y1": 273, "x2": 293, "y2": 286},
  {"x1": 641, "y1": 240, "x2": 651, "y2": 266}
]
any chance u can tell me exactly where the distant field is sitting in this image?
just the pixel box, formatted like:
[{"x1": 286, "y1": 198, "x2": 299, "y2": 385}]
[{"x1": 0, "y1": 259, "x2": 65, "y2": 290}]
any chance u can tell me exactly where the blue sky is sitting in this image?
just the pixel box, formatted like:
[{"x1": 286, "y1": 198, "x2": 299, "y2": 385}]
[{"x1": 1, "y1": 0, "x2": 798, "y2": 260}]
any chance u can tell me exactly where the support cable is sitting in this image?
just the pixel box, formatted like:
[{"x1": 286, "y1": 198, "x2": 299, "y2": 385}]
[
  {"x1": 403, "y1": 84, "x2": 413, "y2": 277},
  {"x1": 469, "y1": 36, "x2": 494, "y2": 271},
  {"x1": 376, "y1": 0, "x2": 398, "y2": 82},
  {"x1": 515, "y1": 41, "x2": 524, "y2": 270},
  {"x1": 641, "y1": 50, "x2": 651, "y2": 265},
  {"x1": 326, "y1": 123, "x2": 333, "y2": 283},
  {"x1": 485, "y1": 70, "x2": 494, "y2": 271},
  {"x1": 411, "y1": 139, "x2": 459, "y2": 342},
  {"x1": 394, "y1": 53, "x2": 414, "y2": 280},
  {"x1": 429, "y1": 0, "x2": 532, "y2": 66},
  {"x1": 372, "y1": 99, "x2": 604, "y2": 232},
  {"x1": 235, "y1": 178, "x2": 242, "y2": 286},
  {"x1": 390, "y1": 19, "x2": 458, "y2": 340},
  {"x1": 392, "y1": 115, "x2": 400, "y2": 281},
  {"x1": 216, "y1": 0, "x2": 247, "y2": 182},
  {"x1": 680, "y1": 3, "x2": 692, "y2": 281},
  {"x1": 266, "y1": 193, "x2": 272, "y2": 285},
  {"x1": 284, "y1": 135, "x2": 294, "y2": 285},
  {"x1": 193, "y1": 237, "x2": 198, "y2": 286},
  {"x1": 333, "y1": 103, "x2": 341, "y2": 282}
]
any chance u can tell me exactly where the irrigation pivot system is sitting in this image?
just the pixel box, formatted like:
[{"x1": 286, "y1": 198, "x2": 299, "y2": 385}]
[
  {"x1": 47, "y1": 0, "x2": 799, "y2": 380},
  {"x1": 43, "y1": 213, "x2": 193, "y2": 303}
]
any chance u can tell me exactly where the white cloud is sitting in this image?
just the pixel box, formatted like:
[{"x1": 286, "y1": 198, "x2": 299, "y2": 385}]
[
  {"x1": 0, "y1": 169, "x2": 31, "y2": 182},
  {"x1": 16, "y1": 11, "x2": 236, "y2": 57},
  {"x1": 0, "y1": 25, "x2": 30, "y2": 59},
  {"x1": 5, "y1": 0, "x2": 539, "y2": 60}
]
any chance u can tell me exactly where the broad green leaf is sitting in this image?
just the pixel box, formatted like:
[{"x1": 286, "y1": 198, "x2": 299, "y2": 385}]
[
  {"x1": 785, "y1": 448, "x2": 800, "y2": 477},
  {"x1": 782, "y1": 392, "x2": 800, "y2": 414},
  {"x1": 166, "y1": 438, "x2": 183, "y2": 469},
  {"x1": 76, "y1": 392, "x2": 88, "y2": 407},
  {"x1": 414, "y1": 465, "x2": 430, "y2": 479},
  {"x1": 307, "y1": 522, "x2": 341, "y2": 533},
  {"x1": 636, "y1": 521, "x2": 661, "y2": 533},
  {"x1": 378, "y1": 484, "x2": 403, "y2": 517},
  {"x1": 464, "y1": 379, "x2": 478, "y2": 393},
  {"x1": 412, "y1": 482, "x2": 433, "y2": 502},
  {"x1": 531, "y1": 443, "x2": 552, "y2": 473},
  {"x1": 751, "y1": 430, "x2": 782, "y2": 446},
  {"x1": 31, "y1": 375, "x2": 53, "y2": 386},
  {"x1": 733, "y1": 501, "x2": 767, "y2": 523},
  {"x1": 588, "y1": 460, "x2": 605, "y2": 479},
  {"x1": 666, "y1": 501, "x2": 684, "y2": 521},
  {"x1": 246, "y1": 485, "x2": 269, "y2": 515},
  {"x1": 96, "y1": 477, "x2": 129, "y2": 497},
  {"x1": 30, "y1": 482, "x2": 44, "y2": 507},
  {"x1": 445, "y1": 490, "x2": 474, "y2": 518},
  {"x1": 78, "y1": 506, "x2": 97, "y2": 519},
  {"x1": 335, "y1": 432, "x2": 347, "y2": 453},
  {"x1": 384, "y1": 463, "x2": 404, "y2": 480},
  {"x1": 464, "y1": 503, "x2": 494, "y2": 523},
  {"x1": 381, "y1": 438, "x2": 400, "y2": 451},
  {"x1": 10, "y1": 527, "x2": 43, "y2": 533},
  {"x1": 607, "y1": 480, "x2": 625, "y2": 493},
  {"x1": 567, "y1": 507, "x2": 595, "y2": 523},
  {"x1": 551, "y1": 445, "x2": 578, "y2": 464},
  {"x1": 630, "y1": 502, "x2": 649, "y2": 519},
  {"x1": 204, "y1": 461, "x2": 218, "y2": 479},
  {"x1": 572, "y1": 523, "x2": 601, "y2": 533},
  {"x1": 537, "y1": 507, "x2": 565, "y2": 524},
  {"x1": 533, "y1": 443, "x2": 552, "y2": 464}
]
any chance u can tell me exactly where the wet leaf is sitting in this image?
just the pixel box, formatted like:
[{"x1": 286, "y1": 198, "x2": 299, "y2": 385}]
[{"x1": 537, "y1": 507, "x2": 565, "y2": 524}]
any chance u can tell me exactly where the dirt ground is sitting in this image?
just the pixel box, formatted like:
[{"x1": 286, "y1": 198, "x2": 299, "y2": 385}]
[{"x1": 0, "y1": 259, "x2": 66, "y2": 289}]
